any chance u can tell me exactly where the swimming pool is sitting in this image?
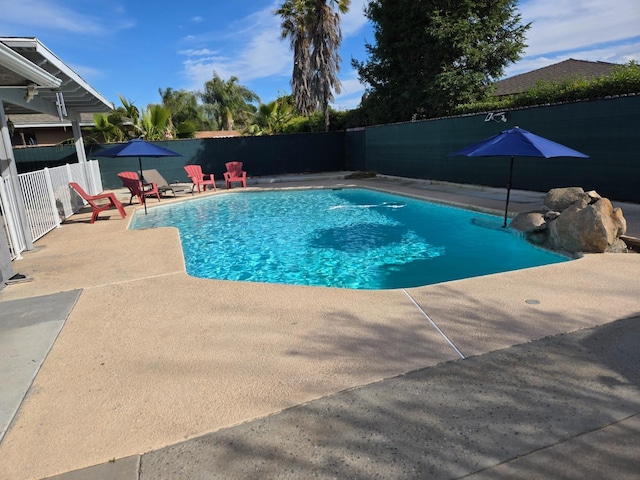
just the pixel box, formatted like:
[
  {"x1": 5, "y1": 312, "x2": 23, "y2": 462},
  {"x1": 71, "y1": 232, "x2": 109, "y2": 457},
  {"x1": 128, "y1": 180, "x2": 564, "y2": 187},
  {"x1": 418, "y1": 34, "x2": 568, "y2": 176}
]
[{"x1": 131, "y1": 188, "x2": 569, "y2": 289}]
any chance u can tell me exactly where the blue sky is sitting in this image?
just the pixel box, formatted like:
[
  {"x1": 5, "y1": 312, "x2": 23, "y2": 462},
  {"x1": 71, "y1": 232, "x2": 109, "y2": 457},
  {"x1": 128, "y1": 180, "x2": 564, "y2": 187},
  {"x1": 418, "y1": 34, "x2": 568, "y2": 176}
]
[{"x1": 1, "y1": 0, "x2": 639, "y2": 112}]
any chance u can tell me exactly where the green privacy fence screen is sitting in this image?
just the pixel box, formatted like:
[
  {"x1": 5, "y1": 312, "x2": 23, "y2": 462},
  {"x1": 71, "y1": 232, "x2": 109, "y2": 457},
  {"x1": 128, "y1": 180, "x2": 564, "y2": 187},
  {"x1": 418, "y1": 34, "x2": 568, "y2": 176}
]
[
  {"x1": 350, "y1": 95, "x2": 640, "y2": 202},
  {"x1": 12, "y1": 95, "x2": 639, "y2": 201},
  {"x1": 93, "y1": 132, "x2": 346, "y2": 189},
  {"x1": 14, "y1": 132, "x2": 346, "y2": 190}
]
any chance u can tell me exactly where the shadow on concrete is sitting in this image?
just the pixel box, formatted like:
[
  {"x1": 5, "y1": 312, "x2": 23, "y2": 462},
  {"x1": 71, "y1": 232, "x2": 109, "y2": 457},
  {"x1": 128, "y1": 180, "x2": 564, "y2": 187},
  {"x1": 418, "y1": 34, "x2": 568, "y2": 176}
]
[{"x1": 138, "y1": 314, "x2": 640, "y2": 479}]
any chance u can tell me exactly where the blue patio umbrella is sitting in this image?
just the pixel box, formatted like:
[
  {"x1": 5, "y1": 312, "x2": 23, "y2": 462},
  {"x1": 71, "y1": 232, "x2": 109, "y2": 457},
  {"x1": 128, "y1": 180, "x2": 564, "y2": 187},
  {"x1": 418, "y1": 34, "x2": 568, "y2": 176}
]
[
  {"x1": 96, "y1": 138, "x2": 183, "y2": 214},
  {"x1": 448, "y1": 126, "x2": 589, "y2": 227}
]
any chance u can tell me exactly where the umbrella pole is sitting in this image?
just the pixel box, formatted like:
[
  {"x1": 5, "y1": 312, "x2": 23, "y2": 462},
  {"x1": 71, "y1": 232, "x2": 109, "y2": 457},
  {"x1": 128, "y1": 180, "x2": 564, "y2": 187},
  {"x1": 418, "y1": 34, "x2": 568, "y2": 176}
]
[
  {"x1": 139, "y1": 157, "x2": 147, "y2": 215},
  {"x1": 503, "y1": 156, "x2": 514, "y2": 228}
]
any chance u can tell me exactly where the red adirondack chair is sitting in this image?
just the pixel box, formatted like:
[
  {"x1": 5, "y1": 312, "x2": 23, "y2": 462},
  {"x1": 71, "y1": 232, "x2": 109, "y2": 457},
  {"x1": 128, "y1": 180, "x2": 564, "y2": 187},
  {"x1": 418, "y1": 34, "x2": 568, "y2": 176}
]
[
  {"x1": 69, "y1": 182, "x2": 127, "y2": 224},
  {"x1": 184, "y1": 165, "x2": 216, "y2": 192},
  {"x1": 223, "y1": 162, "x2": 247, "y2": 189},
  {"x1": 117, "y1": 171, "x2": 161, "y2": 205}
]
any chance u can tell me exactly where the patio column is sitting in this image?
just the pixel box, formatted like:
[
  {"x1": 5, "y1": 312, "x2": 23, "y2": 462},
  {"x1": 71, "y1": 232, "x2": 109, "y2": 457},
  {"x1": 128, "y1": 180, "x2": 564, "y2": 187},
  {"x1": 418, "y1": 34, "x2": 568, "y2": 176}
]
[
  {"x1": 70, "y1": 111, "x2": 88, "y2": 163},
  {"x1": 0, "y1": 102, "x2": 33, "y2": 252},
  {"x1": 69, "y1": 110, "x2": 92, "y2": 188},
  {"x1": 0, "y1": 103, "x2": 17, "y2": 285}
]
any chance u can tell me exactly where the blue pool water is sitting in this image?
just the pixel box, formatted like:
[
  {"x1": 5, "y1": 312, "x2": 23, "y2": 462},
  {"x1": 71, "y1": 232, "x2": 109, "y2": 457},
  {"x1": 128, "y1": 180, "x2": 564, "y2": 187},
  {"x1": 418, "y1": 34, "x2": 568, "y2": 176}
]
[{"x1": 131, "y1": 188, "x2": 569, "y2": 289}]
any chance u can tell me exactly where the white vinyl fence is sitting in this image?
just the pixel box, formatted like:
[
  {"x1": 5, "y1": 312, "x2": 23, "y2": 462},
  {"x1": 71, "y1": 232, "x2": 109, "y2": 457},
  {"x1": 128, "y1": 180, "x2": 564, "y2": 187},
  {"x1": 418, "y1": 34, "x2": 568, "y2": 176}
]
[{"x1": 0, "y1": 160, "x2": 103, "y2": 260}]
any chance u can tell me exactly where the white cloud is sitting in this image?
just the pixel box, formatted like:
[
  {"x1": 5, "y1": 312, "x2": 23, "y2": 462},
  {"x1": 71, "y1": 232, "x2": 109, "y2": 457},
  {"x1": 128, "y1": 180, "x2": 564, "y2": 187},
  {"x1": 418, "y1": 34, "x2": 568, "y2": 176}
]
[
  {"x1": 180, "y1": 3, "x2": 292, "y2": 93},
  {"x1": 179, "y1": 48, "x2": 218, "y2": 57},
  {"x1": 340, "y1": 0, "x2": 370, "y2": 37},
  {"x1": 179, "y1": 0, "x2": 372, "y2": 101},
  {"x1": 0, "y1": 0, "x2": 108, "y2": 34},
  {"x1": 504, "y1": 40, "x2": 640, "y2": 78},
  {"x1": 500, "y1": 0, "x2": 640, "y2": 78},
  {"x1": 334, "y1": 69, "x2": 366, "y2": 110},
  {"x1": 337, "y1": 71, "x2": 365, "y2": 96},
  {"x1": 518, "y1": 0, "x2": 640, "y2": 56}
]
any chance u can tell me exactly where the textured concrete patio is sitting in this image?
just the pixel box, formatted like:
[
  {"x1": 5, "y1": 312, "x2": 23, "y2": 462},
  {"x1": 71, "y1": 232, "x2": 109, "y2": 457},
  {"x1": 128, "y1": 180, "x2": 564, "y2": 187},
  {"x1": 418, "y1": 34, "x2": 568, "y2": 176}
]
[{"x1": 0, "y1": 175, "x2": 639, "y2": 480}]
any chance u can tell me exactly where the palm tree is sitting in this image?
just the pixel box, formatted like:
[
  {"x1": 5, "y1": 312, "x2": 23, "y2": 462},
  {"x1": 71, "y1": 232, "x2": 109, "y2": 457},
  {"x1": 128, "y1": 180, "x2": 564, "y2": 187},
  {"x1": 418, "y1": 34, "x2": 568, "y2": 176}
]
[
  {"x1": 277, "y1": 0, "x2": 350, "y2": 131},
  {"x1": 140, "y1": 105, "x2": 172, "y2": 141},
  {"x1": 105, "y1": 110, "x2": 128, "y2": 141},
  {"x1": 309, "y1": 0, "x2": 349, "y2": 131},
  {"x1": 199, "y1": 72, "x2": 260, "y2": 131},
  {"x1": 86, "y1": 114, "x2": 117, "y2": 143},
  {"x1": 118, "y1": 95, "x2": 142, "y2": 134},
  {"x1": 277, "y1": 0, "x2": 313, "y2": 116},
  {"x1": 246, "y1": 98, "x2": 295, "y2": 135},
  {"x1": 118, "y1": 95, "x2": 140, "y2": 124}
]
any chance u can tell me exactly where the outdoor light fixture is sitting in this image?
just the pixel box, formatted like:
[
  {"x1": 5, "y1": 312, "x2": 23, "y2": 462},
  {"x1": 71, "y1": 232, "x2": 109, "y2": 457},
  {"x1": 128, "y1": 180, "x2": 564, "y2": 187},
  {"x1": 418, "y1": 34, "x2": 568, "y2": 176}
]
[
  {"x1": 24, "y1": 83, "x2": 38, "y2": 102},
  {"x1": 0, "y1": 41, "x2": 61, "y2": 89},
  {"x1": 484, "y1": 112, "x2": 507, "y2": 123}
]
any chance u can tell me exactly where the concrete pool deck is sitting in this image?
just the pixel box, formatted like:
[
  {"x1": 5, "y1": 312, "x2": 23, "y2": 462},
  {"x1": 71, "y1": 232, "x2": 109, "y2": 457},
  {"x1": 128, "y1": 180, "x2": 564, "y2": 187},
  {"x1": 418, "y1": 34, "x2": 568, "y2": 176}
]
[{"x1": 0, "y1": 175, "x2": 639, "y2": 479}]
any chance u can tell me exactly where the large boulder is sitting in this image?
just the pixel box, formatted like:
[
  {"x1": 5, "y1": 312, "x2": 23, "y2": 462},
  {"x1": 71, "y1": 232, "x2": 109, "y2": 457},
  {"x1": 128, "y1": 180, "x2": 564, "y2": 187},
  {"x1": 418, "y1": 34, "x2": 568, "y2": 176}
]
[
  {"x1": 510, "y1": 187, "x2": 627, "y2": 254},
  {"x1": 510, "y1": 211, "x2": 547, "y2": 232},
  {"x1": 546, "y1": 198, "x2": 627, "y2": 253},
  {"x1": 510, "y1": 211, "x2": 552, "y2": 245},
  {"x1": 544, "y1": 187, "x2": 591, "y2": 211}
]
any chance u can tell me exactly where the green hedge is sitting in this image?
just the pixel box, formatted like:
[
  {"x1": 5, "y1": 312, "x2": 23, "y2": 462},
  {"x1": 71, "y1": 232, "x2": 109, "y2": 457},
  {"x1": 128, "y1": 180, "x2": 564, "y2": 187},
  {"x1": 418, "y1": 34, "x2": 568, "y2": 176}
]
[{"x1": 454, "y1": 61, "x2": 640, "y2": 115}]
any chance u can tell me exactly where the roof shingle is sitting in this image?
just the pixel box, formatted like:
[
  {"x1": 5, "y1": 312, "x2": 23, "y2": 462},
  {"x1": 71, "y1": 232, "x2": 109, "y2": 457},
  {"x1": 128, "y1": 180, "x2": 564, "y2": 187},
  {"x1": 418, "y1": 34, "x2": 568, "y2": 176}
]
[{"x1": 493, "y1": 59, "x2": 619, "y2": 96}]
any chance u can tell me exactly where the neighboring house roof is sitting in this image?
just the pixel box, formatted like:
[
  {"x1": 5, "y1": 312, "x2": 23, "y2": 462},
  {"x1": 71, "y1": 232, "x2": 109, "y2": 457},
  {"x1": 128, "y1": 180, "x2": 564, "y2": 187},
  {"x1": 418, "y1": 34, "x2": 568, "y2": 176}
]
[
  {"x1": 194, "y1": 130, "x2": 241, "y2": 138},
  {"x1": 8, "y1": 112, "x2": 100, "y2": 128},
  {"x1": 9, "y1": 114, "x2": 236, "y2": 139},
  {"x1": 493, "y1": 59, "x2": 619, "y2": 96}
]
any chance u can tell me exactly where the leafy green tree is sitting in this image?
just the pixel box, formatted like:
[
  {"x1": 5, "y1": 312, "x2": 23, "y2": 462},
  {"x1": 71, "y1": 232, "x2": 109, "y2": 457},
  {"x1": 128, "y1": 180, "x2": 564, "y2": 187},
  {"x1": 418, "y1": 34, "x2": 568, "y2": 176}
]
[
  {"x1": 159, "y1": 88, "x2": 207, "y2": 138},
  {"x1": 353, "y1": 0, "x2": 530, "y2": 123},
  {"x1": 199, "y1": 72, "x2": 260, "y2": 131},
  {"x1": 277, "y1": 0, "x2": 350, "y2": 131},
  {"x1": 159, "y1": 87, "x2": 210, "y2": 134},
  {"x1": 159, "y1": 88, "x2": 196, "y2": 123}
]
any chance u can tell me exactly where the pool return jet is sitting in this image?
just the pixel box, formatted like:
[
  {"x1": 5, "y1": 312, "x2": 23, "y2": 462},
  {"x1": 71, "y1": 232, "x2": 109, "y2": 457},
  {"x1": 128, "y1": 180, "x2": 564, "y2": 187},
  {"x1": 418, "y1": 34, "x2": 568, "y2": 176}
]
[{"x1": 448, "y1": 126, "x2": 588, "y2": 228}]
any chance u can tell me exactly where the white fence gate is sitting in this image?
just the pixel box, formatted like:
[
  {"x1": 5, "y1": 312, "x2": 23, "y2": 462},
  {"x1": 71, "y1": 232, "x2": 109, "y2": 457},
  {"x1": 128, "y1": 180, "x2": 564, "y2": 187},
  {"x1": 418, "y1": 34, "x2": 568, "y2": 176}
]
[{"x1": 0, "y1": 160, "x2": 103, "y2": 260}]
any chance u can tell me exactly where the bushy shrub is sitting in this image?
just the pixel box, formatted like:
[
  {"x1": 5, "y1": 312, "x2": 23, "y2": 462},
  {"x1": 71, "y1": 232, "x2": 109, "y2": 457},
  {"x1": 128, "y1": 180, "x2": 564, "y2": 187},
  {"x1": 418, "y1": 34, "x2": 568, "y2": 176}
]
[
  {"x1": 282, "y1": 61, "x2": 640, "y2": 129},
  {"x1": 454, "y1": 61, "x2": 640, "y2": 116}
]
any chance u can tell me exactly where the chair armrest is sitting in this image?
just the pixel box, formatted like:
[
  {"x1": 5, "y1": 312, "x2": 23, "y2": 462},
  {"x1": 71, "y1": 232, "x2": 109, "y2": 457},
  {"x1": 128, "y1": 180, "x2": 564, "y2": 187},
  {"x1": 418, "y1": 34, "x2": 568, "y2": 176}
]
[{"x1": 92, "y1": 192, "x2": 119, "y2": 200}]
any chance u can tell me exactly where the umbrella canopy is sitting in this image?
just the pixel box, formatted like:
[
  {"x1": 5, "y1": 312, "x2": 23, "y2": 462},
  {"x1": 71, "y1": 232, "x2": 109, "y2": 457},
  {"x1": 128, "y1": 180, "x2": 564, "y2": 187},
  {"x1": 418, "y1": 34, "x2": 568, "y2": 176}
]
[
  {"x1": 97, "y1": 138, "x2": 182, "y2": 159},
  {"x1": 448, "y1": 127, "x2": 588, "y2": 227},
  {"x1": 96, "y1": 139, "x2": 183, "y2": 214},
  {"x1": 448, "y1": 126, "x2": 589, "y2": 159}
]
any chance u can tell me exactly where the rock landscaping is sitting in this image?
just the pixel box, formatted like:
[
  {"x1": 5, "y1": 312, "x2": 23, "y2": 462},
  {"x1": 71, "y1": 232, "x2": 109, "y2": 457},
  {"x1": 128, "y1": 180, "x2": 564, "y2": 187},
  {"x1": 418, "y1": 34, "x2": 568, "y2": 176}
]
[{"x1": 510, "y1": 187, "x2": 628, "y2": 254}]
